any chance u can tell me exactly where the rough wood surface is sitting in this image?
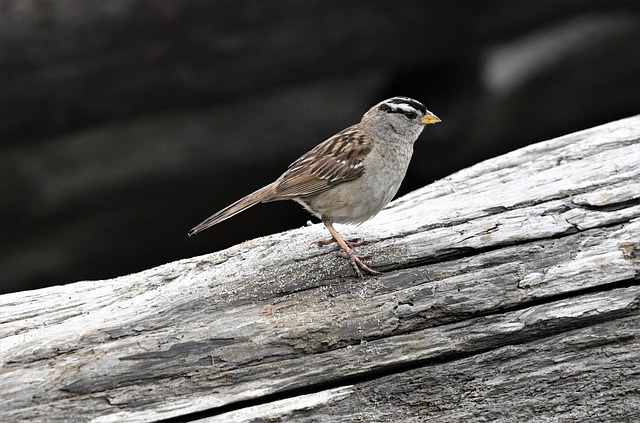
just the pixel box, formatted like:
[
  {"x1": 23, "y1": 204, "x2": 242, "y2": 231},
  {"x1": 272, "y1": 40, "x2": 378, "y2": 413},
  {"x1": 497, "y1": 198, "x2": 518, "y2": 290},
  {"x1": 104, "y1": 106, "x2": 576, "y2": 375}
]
[{"x1": 1, "y1": 116, "x2": 639, "y2": 422}]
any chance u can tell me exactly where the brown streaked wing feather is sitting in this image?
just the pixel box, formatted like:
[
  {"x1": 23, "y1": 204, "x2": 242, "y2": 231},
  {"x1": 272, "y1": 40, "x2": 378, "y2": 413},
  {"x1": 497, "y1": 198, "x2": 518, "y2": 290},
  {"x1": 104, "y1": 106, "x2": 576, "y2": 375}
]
[{"x1": 269, "y1": 126, "x2": 372, "y2": 200}]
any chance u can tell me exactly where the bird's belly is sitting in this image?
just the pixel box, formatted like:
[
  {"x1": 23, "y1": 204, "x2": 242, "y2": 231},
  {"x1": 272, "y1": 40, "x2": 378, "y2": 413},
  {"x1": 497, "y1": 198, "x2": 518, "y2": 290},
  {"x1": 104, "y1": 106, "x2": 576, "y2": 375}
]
[{"x1": 300, "y1": 165, "x2": 406, "y2": 224}]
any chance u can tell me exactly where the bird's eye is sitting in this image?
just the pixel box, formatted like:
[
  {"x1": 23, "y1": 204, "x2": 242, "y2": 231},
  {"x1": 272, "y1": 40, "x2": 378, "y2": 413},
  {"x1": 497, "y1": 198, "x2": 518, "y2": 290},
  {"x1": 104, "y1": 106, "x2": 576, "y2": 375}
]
[{"x1": 404, "y1": 112, "x2": 417, "y2": 120}]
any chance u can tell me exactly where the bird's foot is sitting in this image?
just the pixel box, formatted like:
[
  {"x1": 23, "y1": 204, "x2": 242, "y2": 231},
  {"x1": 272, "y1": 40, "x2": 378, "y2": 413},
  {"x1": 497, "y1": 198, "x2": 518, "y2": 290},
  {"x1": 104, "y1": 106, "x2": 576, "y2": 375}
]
[
  {"x1": 320, "y1": 221, "x2": 380, "y2": 278},
  {"x1": 336, "y1": 249, "x2": 382, "y2": 278},
  {"x1": 316, "y1": 237, "x2": 369, "y2": 248}
]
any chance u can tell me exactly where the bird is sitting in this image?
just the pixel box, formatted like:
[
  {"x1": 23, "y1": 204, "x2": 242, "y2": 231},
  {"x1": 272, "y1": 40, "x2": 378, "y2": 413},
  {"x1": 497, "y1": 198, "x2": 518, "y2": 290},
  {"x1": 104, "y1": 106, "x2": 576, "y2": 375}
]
[{"x1": 189, "y1": 96, "x2": 441, "y2": 277}]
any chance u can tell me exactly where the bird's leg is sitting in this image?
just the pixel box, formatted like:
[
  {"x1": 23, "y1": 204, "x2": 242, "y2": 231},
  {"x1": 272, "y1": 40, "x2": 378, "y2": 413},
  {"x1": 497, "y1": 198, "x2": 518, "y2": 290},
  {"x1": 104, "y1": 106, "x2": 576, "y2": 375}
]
[{"x1": 322, "y1": 221, "x2": 381, "y2": 278}]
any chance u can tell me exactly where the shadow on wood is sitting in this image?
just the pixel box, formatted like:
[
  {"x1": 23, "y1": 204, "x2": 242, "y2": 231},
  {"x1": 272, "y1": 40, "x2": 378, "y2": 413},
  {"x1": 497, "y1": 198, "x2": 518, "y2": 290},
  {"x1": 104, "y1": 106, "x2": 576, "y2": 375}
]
[{"x1": 1, "y1": 116, "x2": 639, "y2": 422}]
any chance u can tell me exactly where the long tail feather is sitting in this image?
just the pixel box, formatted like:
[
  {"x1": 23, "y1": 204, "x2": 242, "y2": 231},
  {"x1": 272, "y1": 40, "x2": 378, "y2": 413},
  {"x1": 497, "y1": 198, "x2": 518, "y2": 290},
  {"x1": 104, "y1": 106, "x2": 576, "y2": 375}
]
[{"x1": 188, "y1": 183, "x2": 276, "y2": 236}]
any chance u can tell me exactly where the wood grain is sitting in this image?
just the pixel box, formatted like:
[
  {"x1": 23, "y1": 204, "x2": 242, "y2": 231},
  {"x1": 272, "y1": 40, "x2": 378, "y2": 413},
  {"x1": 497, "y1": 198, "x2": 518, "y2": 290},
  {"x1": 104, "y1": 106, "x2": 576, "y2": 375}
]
[{"x1": 1, "y1": 116, "x2": 639, "y2": 422}]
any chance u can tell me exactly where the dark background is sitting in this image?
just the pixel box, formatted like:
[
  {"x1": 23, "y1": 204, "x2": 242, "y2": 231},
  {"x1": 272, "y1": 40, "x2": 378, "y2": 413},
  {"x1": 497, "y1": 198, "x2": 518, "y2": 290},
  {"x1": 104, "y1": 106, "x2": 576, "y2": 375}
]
[{"x1": 2, "y1": 0, "x2": 639, "y2": 293}]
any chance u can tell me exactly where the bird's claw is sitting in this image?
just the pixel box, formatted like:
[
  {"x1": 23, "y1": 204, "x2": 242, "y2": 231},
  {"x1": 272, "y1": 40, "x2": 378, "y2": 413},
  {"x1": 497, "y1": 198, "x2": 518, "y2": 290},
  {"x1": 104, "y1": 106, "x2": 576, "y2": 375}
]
[{"x1": 336, "y1": 250, "x2": 382, "y2": 278}]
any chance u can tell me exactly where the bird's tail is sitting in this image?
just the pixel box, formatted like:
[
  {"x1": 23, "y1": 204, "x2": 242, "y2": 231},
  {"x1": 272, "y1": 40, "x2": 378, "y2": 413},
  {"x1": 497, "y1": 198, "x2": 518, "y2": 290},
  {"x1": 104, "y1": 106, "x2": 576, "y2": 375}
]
[{"x1": 188, "y1": 183, "x2": 276, "y2": 236}]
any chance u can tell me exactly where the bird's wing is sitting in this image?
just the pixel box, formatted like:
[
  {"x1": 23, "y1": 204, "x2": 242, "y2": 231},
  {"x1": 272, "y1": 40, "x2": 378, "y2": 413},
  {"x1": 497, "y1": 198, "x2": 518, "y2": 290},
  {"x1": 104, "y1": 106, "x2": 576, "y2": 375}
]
[{"x1": 268, "y1": 125, "x2": 373, "y2": 200}]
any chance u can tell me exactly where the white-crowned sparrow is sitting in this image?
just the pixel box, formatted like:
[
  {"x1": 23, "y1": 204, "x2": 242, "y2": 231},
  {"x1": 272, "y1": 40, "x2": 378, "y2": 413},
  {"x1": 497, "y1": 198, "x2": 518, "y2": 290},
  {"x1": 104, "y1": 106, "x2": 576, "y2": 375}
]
[{"x1": 189, "y1": 96, "x2": 441, "y2": 277}]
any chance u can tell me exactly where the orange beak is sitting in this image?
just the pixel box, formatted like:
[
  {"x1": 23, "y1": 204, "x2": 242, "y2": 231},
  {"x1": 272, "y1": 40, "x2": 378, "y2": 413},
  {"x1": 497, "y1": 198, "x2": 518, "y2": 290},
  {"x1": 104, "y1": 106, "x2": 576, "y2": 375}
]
[{"x1": 421, "y1": 111, "x2": 442, "y2": 125}]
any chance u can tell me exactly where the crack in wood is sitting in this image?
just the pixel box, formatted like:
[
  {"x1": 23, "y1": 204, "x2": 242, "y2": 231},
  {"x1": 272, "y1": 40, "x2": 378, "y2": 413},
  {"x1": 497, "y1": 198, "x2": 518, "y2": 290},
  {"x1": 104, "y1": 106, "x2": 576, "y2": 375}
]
[
  {"x1": 570, "y1": 197, "x2": 640, "y2": 212},
  {"x1": 156, "y1": 285, "x2": 639, "y2": 422}
]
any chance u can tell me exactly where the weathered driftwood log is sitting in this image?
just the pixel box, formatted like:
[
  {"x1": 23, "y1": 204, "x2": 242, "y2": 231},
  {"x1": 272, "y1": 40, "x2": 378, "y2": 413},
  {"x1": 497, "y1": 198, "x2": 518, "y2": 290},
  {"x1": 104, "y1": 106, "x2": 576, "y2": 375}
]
[{"x1": 1, "y1": 116, "x2": 639, "y2": 422}]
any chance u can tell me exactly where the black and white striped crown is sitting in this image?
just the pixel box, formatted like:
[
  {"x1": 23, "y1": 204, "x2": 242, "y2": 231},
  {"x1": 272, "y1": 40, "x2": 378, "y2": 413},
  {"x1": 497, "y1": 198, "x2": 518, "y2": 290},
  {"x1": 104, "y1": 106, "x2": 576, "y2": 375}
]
[{"x1": 377, "y1": 97, "x2": 427, "y2": 119}]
